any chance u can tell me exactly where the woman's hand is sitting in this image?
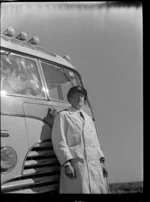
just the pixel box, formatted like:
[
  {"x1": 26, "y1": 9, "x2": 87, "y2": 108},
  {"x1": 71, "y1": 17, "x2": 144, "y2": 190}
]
[{"x1": 64, "y1": 164, "x2": 76, "y2": 179}]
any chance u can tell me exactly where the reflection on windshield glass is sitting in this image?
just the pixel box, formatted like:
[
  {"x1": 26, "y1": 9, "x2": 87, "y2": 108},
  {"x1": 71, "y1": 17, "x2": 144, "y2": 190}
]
[
  {"x1": 0, "y1": 53, "x2": 45, "y2": 98},
  {"x1": 41, "y1": 61, "x2": 81, "y2": 102}
]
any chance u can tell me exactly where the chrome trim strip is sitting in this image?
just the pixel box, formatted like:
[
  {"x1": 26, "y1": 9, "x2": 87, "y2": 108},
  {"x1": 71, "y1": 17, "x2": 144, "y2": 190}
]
[{"x1": 0, "y1": 131, "x2": 10, "y2": 137}]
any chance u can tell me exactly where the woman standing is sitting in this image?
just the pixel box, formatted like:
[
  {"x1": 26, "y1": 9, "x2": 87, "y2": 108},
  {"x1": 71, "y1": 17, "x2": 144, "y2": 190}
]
[{"x1": 52, "y1": 86, "x2": 108, "y2": 193}]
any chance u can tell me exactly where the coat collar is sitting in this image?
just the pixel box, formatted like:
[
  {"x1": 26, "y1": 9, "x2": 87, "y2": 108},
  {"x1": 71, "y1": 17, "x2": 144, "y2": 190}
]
[{"x1": 68, "y1": 106, "x2": 84, "y2": 114}]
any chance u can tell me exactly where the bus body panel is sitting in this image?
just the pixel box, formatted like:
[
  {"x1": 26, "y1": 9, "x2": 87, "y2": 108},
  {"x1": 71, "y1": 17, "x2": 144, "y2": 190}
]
[
  {"x1": 1, "y1": 115, "x2": 29, "y2": 184},
  {"x1": 23, "y1": 102, "x2": 69, "y2": 147}
]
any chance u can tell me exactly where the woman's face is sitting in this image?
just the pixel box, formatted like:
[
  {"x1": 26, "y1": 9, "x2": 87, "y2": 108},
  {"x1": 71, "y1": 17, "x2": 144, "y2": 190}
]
[{"x1": 69, "y1": 92, "x2": 85, "y2": 109}]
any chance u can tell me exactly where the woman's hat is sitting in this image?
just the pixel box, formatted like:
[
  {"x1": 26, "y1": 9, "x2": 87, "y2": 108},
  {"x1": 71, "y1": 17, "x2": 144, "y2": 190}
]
[{"x1": 67, "y1": 86, "x2": 87, "y2": 101}]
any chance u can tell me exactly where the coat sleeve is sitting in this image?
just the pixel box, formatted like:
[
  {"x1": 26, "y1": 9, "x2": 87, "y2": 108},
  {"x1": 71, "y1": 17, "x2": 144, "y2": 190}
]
[
  {"x1": 94, "y1": 122, "x2": 105, "y2": 159},
  {"x1": 52, "y1": 112, "x2": 73, "y2": 166},
  {"x1": 96, "y1": 129, "x2": 105, "y2": 160},
  {"x1": 99, "y1": 147, "x2": 105, "y2": 160},
  {"x1": 89, "y1": 114, "x2": 105, "y2": 160}
]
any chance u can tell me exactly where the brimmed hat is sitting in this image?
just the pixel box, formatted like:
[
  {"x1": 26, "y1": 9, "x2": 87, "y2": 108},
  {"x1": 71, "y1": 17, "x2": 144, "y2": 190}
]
[{"x1": 67, "y1": 86, "x2": 87, "y2": 102}]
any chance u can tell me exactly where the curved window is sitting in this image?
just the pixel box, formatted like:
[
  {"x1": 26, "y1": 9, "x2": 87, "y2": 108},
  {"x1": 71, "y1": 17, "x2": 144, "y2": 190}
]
[
  {"x1": 40, "y1": 61, "x2": 81, "y2": 102},
  {"x1": 0, "y1": 52, "x2": 45, "y2": 98}
]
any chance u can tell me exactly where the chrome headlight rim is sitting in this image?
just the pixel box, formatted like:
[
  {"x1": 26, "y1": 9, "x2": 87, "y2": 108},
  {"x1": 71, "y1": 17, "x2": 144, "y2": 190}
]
[{"x1": 1, "y1": 145, "x2": 17, "y2": 174}]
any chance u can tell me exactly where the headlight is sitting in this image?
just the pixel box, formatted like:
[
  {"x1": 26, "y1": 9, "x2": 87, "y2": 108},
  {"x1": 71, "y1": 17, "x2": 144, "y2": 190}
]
[{"x1": 1, "y1": 146, "x2": 17, "y2": 173}]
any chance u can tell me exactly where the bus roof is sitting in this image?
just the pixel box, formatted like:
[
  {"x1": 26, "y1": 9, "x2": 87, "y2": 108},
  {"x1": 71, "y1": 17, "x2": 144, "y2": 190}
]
[{"x1": 0, "y1": 34, "x2": 76, "y2": 70}]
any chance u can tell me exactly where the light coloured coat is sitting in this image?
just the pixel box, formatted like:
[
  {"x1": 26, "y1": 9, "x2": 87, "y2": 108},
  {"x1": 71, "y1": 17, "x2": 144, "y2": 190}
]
[{"x1": 52, "y1": 107, "x2": 107, "y2": 193}]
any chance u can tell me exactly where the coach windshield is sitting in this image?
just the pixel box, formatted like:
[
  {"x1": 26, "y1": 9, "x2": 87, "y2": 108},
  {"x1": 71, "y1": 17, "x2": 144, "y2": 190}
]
[
  {"x1": 40, "y1": 61, "x2": 81, "y2": 102},
  {"x1": 0, "y1": 51, "x2": 45, "y2": 98}
]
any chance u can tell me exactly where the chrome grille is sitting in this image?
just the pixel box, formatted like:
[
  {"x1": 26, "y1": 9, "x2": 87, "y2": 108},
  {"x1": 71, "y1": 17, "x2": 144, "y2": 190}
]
[{"x1": 1, "y1": 140, "x2": 60, "y2": 193}]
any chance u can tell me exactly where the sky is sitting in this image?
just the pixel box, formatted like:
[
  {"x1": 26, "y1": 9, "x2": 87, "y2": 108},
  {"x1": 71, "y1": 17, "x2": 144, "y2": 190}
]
[{"x1": 1, "y1": 2, "x2": 143, "y2": 183}]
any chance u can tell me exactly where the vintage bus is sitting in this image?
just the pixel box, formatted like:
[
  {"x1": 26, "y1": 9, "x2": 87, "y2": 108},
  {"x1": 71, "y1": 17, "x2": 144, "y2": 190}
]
[{"x1": 0, "y1": 27, "x2": 95, "y2": 193}]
